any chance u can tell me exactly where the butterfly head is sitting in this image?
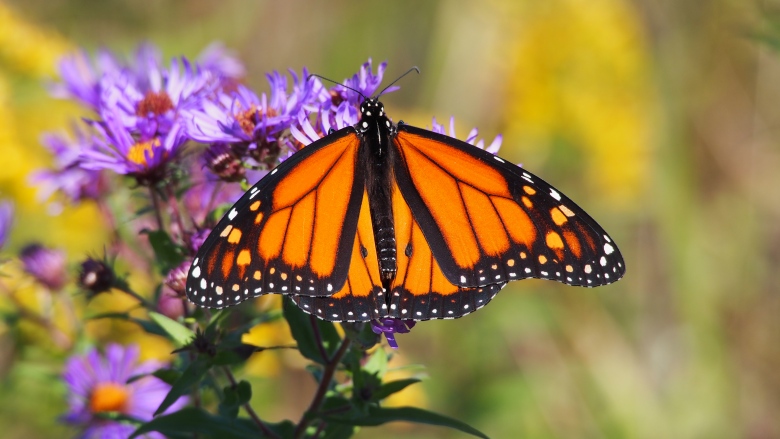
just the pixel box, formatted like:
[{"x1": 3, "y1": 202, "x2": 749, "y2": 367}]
[{"x1": 360, "y1": 98, "x2": 385, "y2": 119}]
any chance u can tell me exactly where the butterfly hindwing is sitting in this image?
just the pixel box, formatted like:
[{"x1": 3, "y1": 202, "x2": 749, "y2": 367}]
[
  {"x1": 388, "y1": 182, "x2": 507, "y2": 320},
  {"x1": 392, "y1": 124, "x2": 625, "y2": 288},
  {"x1": 186, "y1": 128, "x2": 364, "y2": 308},
  {"x1": 291, "y1": 189, "x2": 385, "y2": 322}
]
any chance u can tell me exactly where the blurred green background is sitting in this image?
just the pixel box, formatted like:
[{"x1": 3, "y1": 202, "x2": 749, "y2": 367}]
[{"x1": 1, "y1": 0, "x2": 778, "y2": 437}]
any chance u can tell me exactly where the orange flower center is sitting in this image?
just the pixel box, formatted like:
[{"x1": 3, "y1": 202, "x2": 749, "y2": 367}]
[
  {"x1": 136, "y1": 91, "x2": 174, "y2": 116},
  {"x1": 127, "y1": 138, "x2": 161, "y2": 165},
  {"x1": 89, "y1": 382, "x2": 130, "y2": 414},
  {"x1": 235, "y1": 106, "x2": 278, "y2": 136}
]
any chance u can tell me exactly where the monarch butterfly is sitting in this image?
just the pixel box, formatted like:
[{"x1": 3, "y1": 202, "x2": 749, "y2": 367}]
[{"x1": 185, "y1": 75, "x2": 625, "y2": 322}]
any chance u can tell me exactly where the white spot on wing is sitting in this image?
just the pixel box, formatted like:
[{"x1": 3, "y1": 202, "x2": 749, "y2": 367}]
[
  {"x1": 604, "y1": 243, "x2": 614, "y2": 255},
  {"x1": 550, "y1": 189, "x2": 561, "y2": 201},
  {"x1": 228, "y1": 208, "x2": 238, "y2": 220}
]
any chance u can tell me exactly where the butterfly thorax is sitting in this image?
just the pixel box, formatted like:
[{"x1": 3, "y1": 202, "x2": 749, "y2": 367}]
[{"x1": 357, "y1": 98, "x2": 397, "y2": 286}]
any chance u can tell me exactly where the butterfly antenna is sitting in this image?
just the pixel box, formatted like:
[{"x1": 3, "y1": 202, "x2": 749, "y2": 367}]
[
  {"x1": 307, "y1": 73, "x2": 367, "y2": 100},
  {"x1": 376, "y1": 66, "x2": 420, "y2": 98}
]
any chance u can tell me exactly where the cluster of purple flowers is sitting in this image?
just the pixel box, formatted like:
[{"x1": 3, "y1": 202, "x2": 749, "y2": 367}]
[{"x1": 21, "y1": 41, "x2": 507, "y2": 438}]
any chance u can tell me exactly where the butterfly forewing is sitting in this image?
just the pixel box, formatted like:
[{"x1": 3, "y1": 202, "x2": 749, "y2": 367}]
[
  {"x1": 392, "y1": 125, "x2": 625, "y2": 289},
  {"x1": 186, "y1": 128, "x2": 365, "y2": 308}
]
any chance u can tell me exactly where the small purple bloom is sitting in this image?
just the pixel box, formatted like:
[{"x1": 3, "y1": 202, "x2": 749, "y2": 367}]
[
  {"x1": 62, "y1": 343, "x2": 187, "y2": 439},
  {"x1": 431, "y1": 116, "x2": 503, "y2": 154},
  {"x1": 19, "y1": 244, "x2": 67, "y2": 291},
  {"x1": 189, "y1": 229, "x2": 211, "y2": 254},
  {"x1": 0, "y1": 201, "x2": 12, "y2": 250},
  {"x1": 371, "y1": 318, "x2": 416, "y2": 349},
  {"x1": 164, "y1": 260, "x2": 190, "y2": 297},
  {"x1": 291, "y1": 60, "x2": 396, "y2": 147},
  {"x1": 79, "y1": 105, "x2": 188, "y2": 185},
  {"x1": 31, "y1": 130, "x2": 106, "y2": 207},
  {"x1": 330, "y1": 59, "x2": 395, "y2": 106}
]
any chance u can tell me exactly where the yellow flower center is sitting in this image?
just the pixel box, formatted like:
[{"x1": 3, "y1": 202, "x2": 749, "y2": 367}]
[
  {"x1": 127, "y1": 138, "x2": 161, "y2": 165},
  {"x1": 89, "y1": 382, "x2": 130, "y2": 413}
]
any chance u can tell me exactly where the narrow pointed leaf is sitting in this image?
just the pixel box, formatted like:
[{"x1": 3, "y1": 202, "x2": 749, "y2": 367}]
[
  {"x1": 154, "y1": 357, "x2": 211, "y2": 416},
  {"x1": 148, "y1": 311, "x2": 195, "y2": 346},
  {"x1": 326, "y1": 406, "x2": 489, "y2": 439}
]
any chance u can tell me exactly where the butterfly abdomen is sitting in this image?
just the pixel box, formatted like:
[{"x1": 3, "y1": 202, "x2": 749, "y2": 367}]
[{"x1": 360, "y1": 100, "x2": 399, "y2": 285}]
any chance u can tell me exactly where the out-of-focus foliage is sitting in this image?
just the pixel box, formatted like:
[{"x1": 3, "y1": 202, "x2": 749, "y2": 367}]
[{"x1": 0, "y1": 0, "x2": 778, "y2": 438}]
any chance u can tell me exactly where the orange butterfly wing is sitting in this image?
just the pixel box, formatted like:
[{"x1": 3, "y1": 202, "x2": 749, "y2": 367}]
[
  {"x1": 291, "y1": 189, "x2": 385, "y2": 321},
  {"x1": 387, "y1": 181, "x2": 507, "y2": 320},
  {"x1": 186, "y1": 129, "x2": 365, "y2": 308},
  {"x1": 392, "y1": 125, "x2": 625, "y2": 289}
]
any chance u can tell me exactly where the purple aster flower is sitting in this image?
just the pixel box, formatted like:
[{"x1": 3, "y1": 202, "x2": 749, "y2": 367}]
[
  {"x1": 291, "y1": 60, "x2": 396, "y2": 147},
  {"x1": 62, "y1": 343, "x2": 187, "y2": 439},
  {"x1": 30, "y1": 130, "x2": 107, "y2": 207},
  {"x1": 431, "y1": 116, "x2": 503, "y2": 154},
  {"x1": 185, "y1": 68, "x2": 323, "y2": 165},
  {"x1": 19, "y1": 244, "x2": 67, "y2": 291},
  {"x1": 371, "y1": 318, "x2": 416, "y2": 349},
  {"x1": 49, "y1": 49, "x2": 124, "y2": 110},
  {"x1": 290, "y1": 101, "x2": 360, "y2": 147},
  {"x1": 101, "y1": 57, "x2": 214, "y2": 139},
  {"x1": 79, "y1": 105, "x2": 188, "y2": 186},
  {"x1": 0, "y1": 201, "x2": 12, "y2": 251},
  {"x1": 329, "y1": 59, "x2": 395, "y2": 106}
]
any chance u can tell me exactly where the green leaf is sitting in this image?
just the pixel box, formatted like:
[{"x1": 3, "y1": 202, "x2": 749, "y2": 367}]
[
  {"x1": 326, "y1": 406, "x2": 489, "y2": 439},
  {"x1": 132, "y1": 407, "x2": 263, "y2": 439},
  {"x1": 148, "y1": 311, "x2": 195, "y2": 346},
  {"x1": 235, "y1": 380, "x2": 252, "y2": 404},
  {"x1": 320, "y1": 423, "x2": 357, "y2": 439},
  {"x1": 283, "y1": 297, "x2": 341, "y2": 364},
  {"x1": 220, "y1": 385, "x2": 240, "y2": 420},
  {"x1": 363, "y1": 347, "x2": 388, "y2": 376},
  {"x1": 151, "y1": 369, "x2": 182, "y2": 386},
  {"x1": 155, "y1": 357, "x2": 211, "y2": 416},
  {"x1": 370, "y1": 378, "x2": 421, "y2": 402},
  {"x1": 219, "y1": 380, "x2": 252, "y2": 420},
  {"x1": 144, "y1": 229, "x2": 186, "y2": 274}
]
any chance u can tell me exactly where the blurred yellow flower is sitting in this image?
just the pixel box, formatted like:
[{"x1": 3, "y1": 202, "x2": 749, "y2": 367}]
[
  {"x1": 0, "y1": 4, "x2": 106, "y2": 252},
  {"x1": 241, "y1": 295, "x2": 299, "y2": 377},
  {"x1": 504, "y1": 0, "x2": 655, "y2": 210},
  {"x1": 0, "y1": 4, "x2": 71, "y2": 77}
]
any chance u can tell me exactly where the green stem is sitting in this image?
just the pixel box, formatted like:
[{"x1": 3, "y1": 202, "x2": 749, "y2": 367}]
[
  {"x1": 293, "y1": 337, "x2": 352, "y2": 439},
  {"x1": 222, "y1": 367, "x2": 280, "y2": 439}
]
